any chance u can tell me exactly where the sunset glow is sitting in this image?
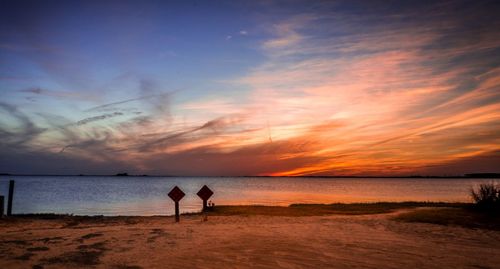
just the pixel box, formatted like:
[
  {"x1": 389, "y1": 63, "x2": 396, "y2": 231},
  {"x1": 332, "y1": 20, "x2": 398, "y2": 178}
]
[{"x1": 1, "y1": 0, "x2": 499, "y2": 176}]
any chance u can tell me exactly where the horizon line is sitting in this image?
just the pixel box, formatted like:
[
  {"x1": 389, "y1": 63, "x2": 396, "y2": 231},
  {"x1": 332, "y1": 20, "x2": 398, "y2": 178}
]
[{"x1": 1, "y1": 173, "x2": 499, "y2": 178}]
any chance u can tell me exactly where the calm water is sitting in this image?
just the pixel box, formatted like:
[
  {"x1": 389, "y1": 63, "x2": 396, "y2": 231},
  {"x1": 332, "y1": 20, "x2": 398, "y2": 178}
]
[{"x1": 0, "y1": 176, "x2": 498, "y2": 216}]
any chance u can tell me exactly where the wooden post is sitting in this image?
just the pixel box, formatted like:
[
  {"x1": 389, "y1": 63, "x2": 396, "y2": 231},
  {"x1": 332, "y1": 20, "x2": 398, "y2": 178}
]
[
  {"x1": 175, "y1": 201, "x2": 180, "y2": 222},
  {"x1": 202, "y1": 199, "x2": 208, "y2": 212},
  {"x1": 0, "y1": 195, "x2": 4, "y2": 217},
  {"x1": 7, "y1": 180, "x2": 14, "y2": 216}
]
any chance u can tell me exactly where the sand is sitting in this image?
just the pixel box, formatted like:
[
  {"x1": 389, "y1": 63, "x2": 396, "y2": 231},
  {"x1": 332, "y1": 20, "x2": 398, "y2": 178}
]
[{"x1": 1, "y1": 211, "x2": 499, "y2": 269}]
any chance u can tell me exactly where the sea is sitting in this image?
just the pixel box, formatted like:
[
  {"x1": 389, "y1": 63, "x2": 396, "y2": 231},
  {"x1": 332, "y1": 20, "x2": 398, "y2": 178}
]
[{"x1": 0, "y1": 176, "x2": 498, "y2": 216}]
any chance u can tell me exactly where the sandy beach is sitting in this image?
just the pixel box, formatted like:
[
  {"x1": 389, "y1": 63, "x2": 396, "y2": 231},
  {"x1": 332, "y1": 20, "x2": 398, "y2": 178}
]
[{"x1": 1, "y1": 208, "x2": 499, "y2": 269}]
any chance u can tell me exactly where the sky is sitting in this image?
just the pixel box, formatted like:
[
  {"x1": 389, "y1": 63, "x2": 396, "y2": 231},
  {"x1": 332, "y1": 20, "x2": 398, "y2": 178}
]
[{"x1": 0, "y1": 0, "x2": 499, "y2": 176}]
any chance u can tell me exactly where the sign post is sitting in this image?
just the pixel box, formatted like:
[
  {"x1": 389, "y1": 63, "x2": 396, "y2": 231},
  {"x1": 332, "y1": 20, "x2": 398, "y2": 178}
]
[
  {"x1": 7, "y1": 180, "x2": 14, "y2": 216},
  {"x1": 197, "y1": 185, "x2": 214, "y2": 212},
  {"x1": 168, "y1": 186, "x2": 185, "y2": 222},
  {"x1": 0, "y1": 195, "x2": 4, "y2": 217}
]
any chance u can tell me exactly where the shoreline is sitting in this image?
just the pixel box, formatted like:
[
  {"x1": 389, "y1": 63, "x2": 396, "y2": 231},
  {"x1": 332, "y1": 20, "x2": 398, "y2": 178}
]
[
  {"x1": 1, "y1": 204, "x2": 499, "y2": 269},
  {"x1": 2, "y1": 202, "x2": 497, "y2": 230},
  {"x1": 2, "y1": 201, "x2": 471, "y2": 217}
]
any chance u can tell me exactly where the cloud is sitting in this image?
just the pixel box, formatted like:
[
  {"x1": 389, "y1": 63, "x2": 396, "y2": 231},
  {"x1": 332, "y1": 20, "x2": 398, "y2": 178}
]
[
  {"x1": 0, "y1": 102, "x2": 46, "y2": 148},
  {"x1": 84, "y1": 95, "x2": 157, "y2": 112},
  {"x1": 85, "y1": 93, "x2": 172, "y2": 114},
  {"x1": 19, "y1": 87, "x2": 99, "y2": 101},
  {"x1": 136, "y1": 115, "x2": 243, "y2": 152},
  {"x1": 76, "y1": 112, "x2": 124, "y2": 126}
]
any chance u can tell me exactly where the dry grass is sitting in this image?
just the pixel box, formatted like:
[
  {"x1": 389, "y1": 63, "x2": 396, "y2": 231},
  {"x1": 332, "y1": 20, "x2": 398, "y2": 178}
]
[
  {"x1": 211, "y1": 203, "x2": 499, "y2": 230},
  {"x1": 209, "y1": 202, "x2": 467, "y2": 216}
]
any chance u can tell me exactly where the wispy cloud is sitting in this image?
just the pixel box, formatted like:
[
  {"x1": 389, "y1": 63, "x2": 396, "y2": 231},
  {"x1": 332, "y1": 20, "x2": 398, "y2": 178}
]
[
  {"x1": 76, "y1": 112, "x2": 124, "y2": 126},
  {"x1": 20, "y1": 87, "x2": 99, "y2": 101}
]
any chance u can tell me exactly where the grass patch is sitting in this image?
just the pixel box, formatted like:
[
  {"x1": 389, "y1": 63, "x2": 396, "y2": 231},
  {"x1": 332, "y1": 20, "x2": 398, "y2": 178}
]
[
  {"x1": 1, "y1": 239, "x2": 30, "y2": 245},
  {"x1": 113, "y1": 265, "x2": 143, "y2": 269},
  {"x1": 36, "y1": 236, "x2": 65, "y2": 244},
  {"x1": 81, "y1": 233, "x2": 103, "y2": 240},
  {"x1": 77, "y1": 241, "x2": 107, "y2": 251},
  {"x1": 12, "y1": 213, "x2": 72, "y2": 220},
  {"x1": 14, "y1": 252, "x2": 35, "y2": 260},
  {"x1": 27, "y1": 246, "x2": 50, "y2": 252},
  {"x1": 7, "y1": 214, "x2": 140, "y2": 226},
  {"x1": 42, "y1": 250, "x2": 103, "y2": 266},
  {"x1": 393, "y1": 207, "x2": 500, "y2": 230},
  {"x1": 209, "y1": 202, "x2": 467, "y2": 216}
]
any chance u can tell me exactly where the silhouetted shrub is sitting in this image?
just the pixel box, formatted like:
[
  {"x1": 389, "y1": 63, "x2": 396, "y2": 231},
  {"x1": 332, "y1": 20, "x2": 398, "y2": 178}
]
[{"x1": 470, "y1": 183, "x2": 500, "y2": 212}]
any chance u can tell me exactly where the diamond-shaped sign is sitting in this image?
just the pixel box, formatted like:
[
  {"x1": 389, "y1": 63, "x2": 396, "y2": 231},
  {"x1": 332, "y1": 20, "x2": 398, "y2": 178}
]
[
  {"x1": 168, "y1": 186, "x2": 185, "y2": 202},
  {"x1": 197, "y1": 185, "x2": 213, "y2": 201}
]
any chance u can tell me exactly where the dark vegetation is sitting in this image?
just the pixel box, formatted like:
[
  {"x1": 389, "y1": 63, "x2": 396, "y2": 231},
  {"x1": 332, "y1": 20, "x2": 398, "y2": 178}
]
[
  {"x1": 209, "y1": 202, "x2": 467, "y2": 216},
  {"x1": 465, "y1": 173, "x2": 500, "y2": 178},
  {"x1": 394, "y1": 183, "x2": 499, "y2": 230},
  {"x1": 470, "y1": 183, "x2": 500, "y2": 211},
  {"x1": 14, "y1": 252, "x2": 34, "y2": 260},
  {"x1": 0, "y1": 214, "x2": 142, "y2": 227},
  {"x1": 26, "y1": 247, "x2": 50, "y2": 252},
  {"x1": 113, "y1": 265, "x2": 144, "y2": 269},
  {"x1": 210, "y1": 192, "x2": 499, "y2": 230},
  {"x1": 81, "y1": 233, "x2": 103, "y2": 240}
]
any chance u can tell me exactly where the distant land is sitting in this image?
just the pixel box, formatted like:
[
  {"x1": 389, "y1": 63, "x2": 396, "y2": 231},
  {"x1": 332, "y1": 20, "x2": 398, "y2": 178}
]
[
  {"x1": 464, "y1": 173, "x2": 500, "y2": 178},
  {"x1": 0, "y1": 173, "x2": 499, "y2": 178}
]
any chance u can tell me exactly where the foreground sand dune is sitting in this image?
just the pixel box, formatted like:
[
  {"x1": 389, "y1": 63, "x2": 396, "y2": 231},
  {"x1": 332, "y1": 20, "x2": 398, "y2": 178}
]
[{"x1": 1, "y1": 211, "x2": 499, "y2": 269}]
